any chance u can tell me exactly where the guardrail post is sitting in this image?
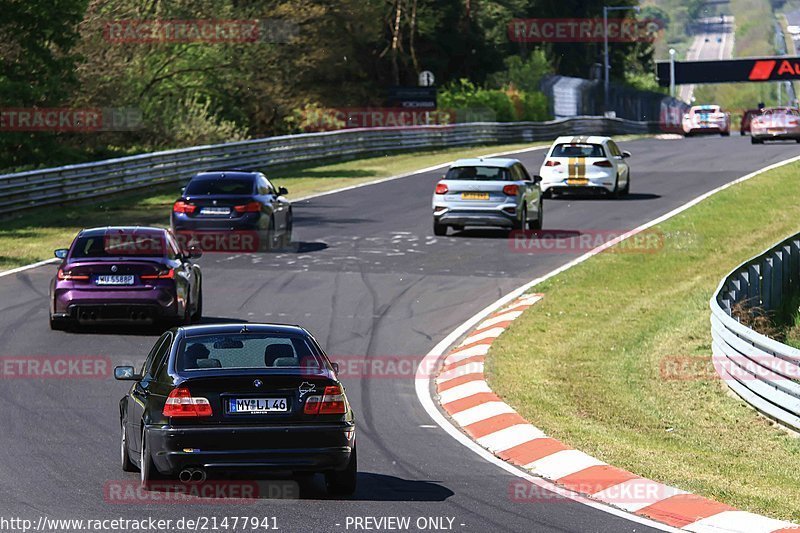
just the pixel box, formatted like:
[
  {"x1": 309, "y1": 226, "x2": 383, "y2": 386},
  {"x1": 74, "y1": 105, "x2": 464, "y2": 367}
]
[
  {"x1": 771, "y1": 250, "x2": 784, "y2": 311},
  {"x1": 762, "y1": 258, "x2": 773, "y2": 310}
]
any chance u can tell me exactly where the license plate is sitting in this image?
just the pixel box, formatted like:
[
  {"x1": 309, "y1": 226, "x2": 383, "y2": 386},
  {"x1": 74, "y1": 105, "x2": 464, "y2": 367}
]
[
  {"x1": 769, "y1": 129, "x2": 786, "y2": 134},
  {"x1": 567, "y1": 179, "x2": 589, "y2": 186},
  {"x1": 460, "y1": 192, "x2": 489, "y2": 200},
  {"x1": 96, "y1": 275, "x2": 134, "y2": 285},
  {"x1": 229, "y1": 398, "x2": 288, "y2": 414},
  {"x1": 200, "y1": 207, "x2": 231, "y2": 215}
]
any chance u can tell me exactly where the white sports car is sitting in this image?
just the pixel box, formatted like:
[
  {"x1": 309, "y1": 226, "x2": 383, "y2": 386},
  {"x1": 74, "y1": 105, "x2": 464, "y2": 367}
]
[{"x1": 538, "y1": 136, "x2": 631, "y2": 197}]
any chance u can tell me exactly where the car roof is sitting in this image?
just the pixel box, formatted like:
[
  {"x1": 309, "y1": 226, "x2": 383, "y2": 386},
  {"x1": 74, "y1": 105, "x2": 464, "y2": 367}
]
[
  {"x1": 78, "y1": 226, "x2": 168, "y2": 237},
  {"x1": 692, "y1": 105, "x2": 720, "y2": 110},
  {"x1": 450, "y1": 157, "x2": 520, "y2": 168},
  {"x1": 191, "y1": 170, "x2": 260, "y2": 180},
  {"x1": 553, "y1": 135, "x2": 610, "y2": 145},
  {"x1": 178, "y1": 323, "x2": 310, "y2": 338}
]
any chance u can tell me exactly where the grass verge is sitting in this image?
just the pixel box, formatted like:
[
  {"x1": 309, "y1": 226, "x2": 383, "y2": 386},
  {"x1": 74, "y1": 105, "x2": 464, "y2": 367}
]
[
  {"x1": 488, "y1": 160, "x2": 800, "y2": 521},
  {"x1": 0, "y1": 142, "x2": 540, "y2": 272}
]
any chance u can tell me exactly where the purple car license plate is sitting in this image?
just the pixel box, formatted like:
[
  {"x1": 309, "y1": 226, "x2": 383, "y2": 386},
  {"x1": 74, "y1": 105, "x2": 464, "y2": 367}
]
[{"x1": 95, "y1": 275, "x2": 134, "y2": 285}]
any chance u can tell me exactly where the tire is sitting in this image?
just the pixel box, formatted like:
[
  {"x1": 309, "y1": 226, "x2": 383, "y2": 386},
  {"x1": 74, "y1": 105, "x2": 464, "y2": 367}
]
[
  {"x1": 512, "y1": 206, "x2": 526, "y2": 231},
  {"x1": 140, "y1": 429, "x2": 163, "y2": 487},
  {"x1": 528, "y1": 200, "x2": 543, "y2": 231},
  {"x1": 433, "y1": 221, "x2": 447, "y2": 236},
  {"x1": 121, "y1": 421, "x2": 137, "y2": 472},
  {"x1": 325, "y1": 444, "x2": 357, "y2": 496},
  {"x1": 721, "y1": 131, "x2": 730, "y2": 137},
  {"x1": 191, "y1": 284, "x2": 203, "y2": 323},
  {"x1": 281, "y1": 211, "x2": 293, "y2": 249},
  {"x1": 49, "y1": 316, "x2": 70, "y2": 331},
  {"x1": 751, "y1": 137, "x2": 762, "y2": 144},
  {"x1": 611, "y1": 175, "x2": 621, "y2": 198},
  {"x1": 620, "y1": 172, "x2": 630, "y2": 195}
]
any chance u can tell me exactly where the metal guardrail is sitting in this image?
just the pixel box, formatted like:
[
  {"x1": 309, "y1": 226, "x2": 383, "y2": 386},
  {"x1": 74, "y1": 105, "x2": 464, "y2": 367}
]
[
  {"x1": 0, "y1": 117, "x2": 654, "y2": 214},
  {"x1": 711, "y1": 233, "x2": 800, "y2": 431}
]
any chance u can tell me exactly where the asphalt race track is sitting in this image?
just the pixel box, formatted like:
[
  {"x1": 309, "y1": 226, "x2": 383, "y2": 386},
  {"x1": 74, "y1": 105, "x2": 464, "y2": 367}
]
[{"x1": 1, "y1": 136, "x2": 798, "y2": 532}]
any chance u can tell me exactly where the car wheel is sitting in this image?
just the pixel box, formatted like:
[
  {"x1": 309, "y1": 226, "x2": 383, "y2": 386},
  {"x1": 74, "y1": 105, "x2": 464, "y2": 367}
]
[
  {"x1": 621, "y1": 172, "x2": 630, "y2": 195},
  {"x1": 121, "y1": 421, "x2": 137, "y2": 472},
  {"x1": 611, "y1": 175, "x2": 621, "y2": 198},
  {"x1": 191, "y1": 285, "x2": 203, "y2": 323},
  {"x1": 512, "y1": 206, "x2": 527, "y2": 231},
  {"x1": 529, "y1": 200, "x2": 543, "y2": 231},
  {"x1": 140, "y1": 429, "x2": 162, "y2": 487},
  {"x1": 281, "y1": 211, "x2": 293, "y2": 249},
  {"x1": 325, "y1": 444, "x2": 357, "y2": 496},
  {"x1": 721, "y1": 131, "x2": 730, "y2": 137},
  {"x1": 49, "y1": 316, "x2": 70, "y2": 331},
  {"x1": 433, "y1": 221, "x2": 447, "y2": 236},
  {"x1": 751, "y1": 137, "x2": 762, "y2": 144}
]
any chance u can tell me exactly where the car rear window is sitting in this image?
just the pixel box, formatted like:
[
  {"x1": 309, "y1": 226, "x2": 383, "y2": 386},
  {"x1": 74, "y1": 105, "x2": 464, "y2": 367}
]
[
  {"x1": 176, "y1": 333, "x2": 325, "y2": 372},
  {"x1": 445, "y1": 166, "x2": 511, "y2": 181},
  {"x1": 70, "y1": 232, "x2": 168, "y2": 258},
  {"x1": 551, "y1": 144, "x2": 605, "y2": 158},
  {"x1": 185, "y1": 176, "x2": 255, "y2": 196}
]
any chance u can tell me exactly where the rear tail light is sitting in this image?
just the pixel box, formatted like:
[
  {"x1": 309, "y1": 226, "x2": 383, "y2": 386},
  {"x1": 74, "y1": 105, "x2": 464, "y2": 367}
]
[
  {"x1": 141, "y1": 268, "x2": 175, "y2": 280},
  {"x1": 163, "y1": 387, "x2": 213, "y2": 417},
  {"x1": 57, "y1": 269, "x2": 89, "y2": 281},
  {"x1": 593, "y1": 160, "x2": 613, "y2": 167},
  {"x1": 234, "y1": 201, "x2": 262, "y2": 213},
  {"x1": 304, "y1": 385, "x2": 347, "y2": 415},
  {"x1": 544, "y1": 160, "x2": 561, "y2": 167},
  {"x1": 173, "y1": 201, "x2": 196, "y2": 214},
  {"x1": 502, "y1": 184, "x2": 519, "y2": 196},
  {"x1": 435, "y1": 183, "x2": 449, "y2": 195}
]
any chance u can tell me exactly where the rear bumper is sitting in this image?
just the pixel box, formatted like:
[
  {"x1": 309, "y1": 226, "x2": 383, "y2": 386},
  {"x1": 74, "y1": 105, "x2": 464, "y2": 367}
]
[
  {"x1": 684, "y1": 125, "x2": 726, "y2": 135},
  {"x1": 52, "y1": 288, "x2": 178, "y2": 322},
  {"x1": 147, "y1": 422, "x2": 355, "y2": 475},
  {"x1": 751, "y1": 131, "x2": 800, "y2": 140},
  {"x1": 434, "y1": 208, "x2": 517, "y2": 228}
]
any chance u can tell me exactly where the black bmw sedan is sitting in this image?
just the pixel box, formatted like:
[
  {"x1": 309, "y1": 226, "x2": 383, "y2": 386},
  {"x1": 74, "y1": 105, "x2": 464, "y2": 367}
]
[
  {"x1": 170, "y1": 170, "x2": 292, "y2": 252},
  {"x1": 115, "y1": 323, "x2": 356, "y2": 495}
]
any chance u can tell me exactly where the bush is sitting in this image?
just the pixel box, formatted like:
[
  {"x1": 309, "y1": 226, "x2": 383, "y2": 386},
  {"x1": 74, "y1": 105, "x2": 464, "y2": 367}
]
[{"x1": 438, "y1": 79, "x2": 550, "y2": 123}]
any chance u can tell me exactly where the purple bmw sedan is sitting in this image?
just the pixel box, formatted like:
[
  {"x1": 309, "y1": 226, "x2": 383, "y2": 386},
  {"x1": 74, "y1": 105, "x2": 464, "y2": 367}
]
[{"x1": 49, "y1": 227, "x2": 203, "y2": 330}]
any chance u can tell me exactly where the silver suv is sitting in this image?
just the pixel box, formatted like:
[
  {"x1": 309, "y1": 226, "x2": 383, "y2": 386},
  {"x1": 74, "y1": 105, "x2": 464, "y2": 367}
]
[{"x1": 431, "y1": 158, "x2": 543, "y2": 236}]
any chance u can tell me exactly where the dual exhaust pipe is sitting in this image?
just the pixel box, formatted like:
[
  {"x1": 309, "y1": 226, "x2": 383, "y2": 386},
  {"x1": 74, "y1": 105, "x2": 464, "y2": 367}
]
[{"x1": 179, "y1": 468, "x2": 206, "y2": 483}]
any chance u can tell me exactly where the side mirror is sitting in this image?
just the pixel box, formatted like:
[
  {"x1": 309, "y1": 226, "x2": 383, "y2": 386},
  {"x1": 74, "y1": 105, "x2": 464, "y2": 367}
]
[
  {"x1": 180, "y1": 186, "x2": 186, "y2": 195},
  {"x1": 278, "y1": 186, "x2": 288, "y2": 196},
  {"x1": 187, "y1": 245, "x2": 203, "y2": 259},
  {"x1": 532, "y1": 175, "x2": 543, "y2": 184},
  {"x1": 114, "y1": 366, "x2": 141, "y2": 381},
  {"x1": 622, "y1": 151, "x2": 632, "y2": 158},
  {"x1": 331, "y1": 362, "x2": 340, "y2": 374},
  {"x1": 54, "y1": 249, "x2": 68, "y2": 259}
]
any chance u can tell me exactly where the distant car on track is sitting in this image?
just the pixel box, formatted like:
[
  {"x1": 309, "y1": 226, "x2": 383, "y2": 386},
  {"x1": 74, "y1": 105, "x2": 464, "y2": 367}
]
[
  {"x1": 682, "y1": 105, "x2": 731, "y2": 136},
  {"x1": 171, "y1": 170, "x2": 292, "y2": 252},
  {"x1": 431, "y1": 157, "x2": 543, "y2": 236},
  {"x1": 538, "y1": 136, "x2": 631, "y2": 197},
  {"x1": 115, "y1": 323, "x2": 357, "y2": 494},
  {"x1": 49, "y1": 227, "x2": 203, "y2": 330},
  {"x1": 749, "y1": 107, "x2": 800, "y2": 144}
]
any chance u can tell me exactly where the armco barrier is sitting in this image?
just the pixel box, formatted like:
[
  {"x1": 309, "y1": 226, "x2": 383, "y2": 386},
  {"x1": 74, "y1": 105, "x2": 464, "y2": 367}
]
[
  {"x1": 0, "y1": 117, "x2": 653, "y2": 214},
  {"x1": 711, "y1": 232, "x2": 800, "y2": 431}
]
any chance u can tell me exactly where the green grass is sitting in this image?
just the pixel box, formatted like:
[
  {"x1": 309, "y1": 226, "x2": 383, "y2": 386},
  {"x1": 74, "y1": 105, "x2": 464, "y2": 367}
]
[
  {"x1": 487, "y1": 161, "x2": 800, "y2": 522},
  {"x1": 0, "y1": 142, "x2": 540, "y2": 271}
]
